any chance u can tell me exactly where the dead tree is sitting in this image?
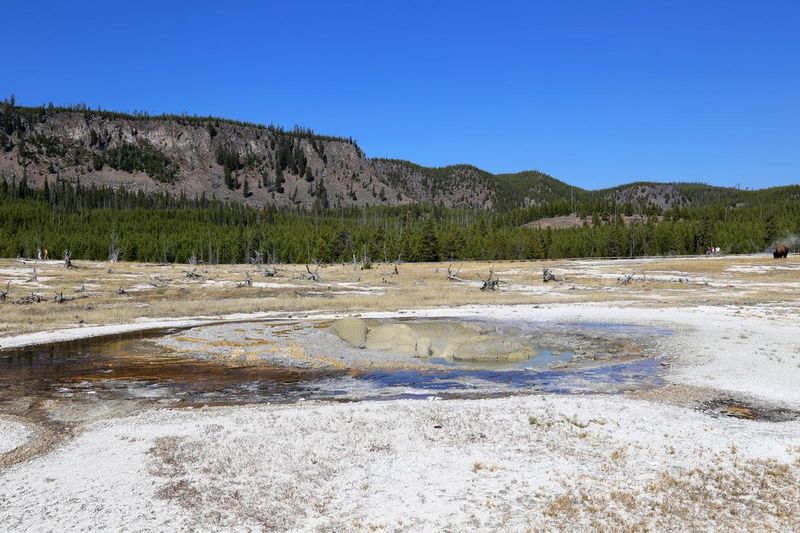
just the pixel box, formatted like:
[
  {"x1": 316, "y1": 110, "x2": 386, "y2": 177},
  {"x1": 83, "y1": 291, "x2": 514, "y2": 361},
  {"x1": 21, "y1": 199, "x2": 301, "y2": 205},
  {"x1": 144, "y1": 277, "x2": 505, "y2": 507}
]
[
  {"x1": 542, "y1": 268, "x2": 558, "y2": 282},
  {"x1": 117, "y1": 287, "x2": 127, "y2": 295},
  {"x1": 0, "y1": 281, "x2": 10, "y2": 302},
  {"x1": 261, "y1": 252, "x2": 278, "y2": 277},
  {"x1": 447, "y1": 263, "x2": 467, "y2": 282},
  {"x1": 149, "y1": 275, "x2": 168, "y2": 288},
  {"x1": 16, "y1": 292, "x2": 43, "y2": 305},
  {"x1": 617, "y1": 273, "x2": 635, "y2": 285},
  {"x1": 237, "y1": 272, "x2": 253, "y2": 288},
  {"x1": 75, "y1": 283, "x2": 86, "y2": 293},
  {"x1": 381, "y1": 254, "x2": 402, "y2": 277},
  {"x1": 185, "y1": 269, "x2": 202, "y2": 279},
  {"x1": 64, "y1": 249, "x2": 73, "y2": 269},
  {"x1": 54, "y1": 291, "x2": 73, "y2": 304},
  {"x1": 479, "y1": 266, "x2": 503, "y2": 291},
  {"x1": 183, "y1": 254, "x2": 201, "y2": 279},
  {"x1": 109, "y1": 232, "x2": 122, "y2": 263},
  {"x1": 250, "y1": 251, "x2": 265, "y2": 266},
  {"x1": 360, "y1": 244, "x2": 372, "y2": 270},
  {"x1": 27, "y1": 268, "x2": 38, "y2": 283},
  {"x1": 306, "y1": 263, "x2": 322, "y2": 282},
  {"x1": 262, "y1": 263, "x2": 277, "y2": 277}
]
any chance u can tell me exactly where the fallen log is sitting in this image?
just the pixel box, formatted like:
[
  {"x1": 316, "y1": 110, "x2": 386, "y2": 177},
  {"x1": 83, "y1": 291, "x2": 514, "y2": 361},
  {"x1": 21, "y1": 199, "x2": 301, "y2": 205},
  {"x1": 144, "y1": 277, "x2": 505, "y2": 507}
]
[
  {"x1": 479, "y1": 266, "x2": 504, "y2": 291},
  {"x1": 447, "y1": 263, "x2": 467, "y2": 282},
  {"x1": 16, "y1": 292, "x2": 43, "y2": 305},
  {"x1": 306, "y1": 263, "x2": 322, "y2": 282}
]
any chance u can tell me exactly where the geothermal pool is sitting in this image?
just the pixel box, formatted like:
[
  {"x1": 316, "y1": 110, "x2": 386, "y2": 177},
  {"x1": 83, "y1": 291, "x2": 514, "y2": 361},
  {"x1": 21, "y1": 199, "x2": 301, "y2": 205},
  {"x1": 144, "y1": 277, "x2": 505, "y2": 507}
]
[{"x1": 0, "y1": 318, "x2": 668, "y2": 425}]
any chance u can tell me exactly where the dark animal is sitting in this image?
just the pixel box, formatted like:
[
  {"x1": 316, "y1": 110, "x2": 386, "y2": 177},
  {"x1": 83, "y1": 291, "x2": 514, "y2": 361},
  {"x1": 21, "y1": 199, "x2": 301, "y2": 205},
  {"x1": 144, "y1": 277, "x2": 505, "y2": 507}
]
[{"x1": 773, "y1": 244, "x2": 789, "y2": 259}]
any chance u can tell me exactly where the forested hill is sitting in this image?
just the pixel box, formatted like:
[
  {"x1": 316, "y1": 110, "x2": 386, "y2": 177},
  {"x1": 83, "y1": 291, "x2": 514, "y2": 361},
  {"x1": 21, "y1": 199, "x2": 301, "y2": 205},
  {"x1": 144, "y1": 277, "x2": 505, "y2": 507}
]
[
  {"x1": 2, "y1": 100, "x2": 793, "y2": 212},
  {"x1": 2, "y1": 99, "x2": 800, "y2": 263}
]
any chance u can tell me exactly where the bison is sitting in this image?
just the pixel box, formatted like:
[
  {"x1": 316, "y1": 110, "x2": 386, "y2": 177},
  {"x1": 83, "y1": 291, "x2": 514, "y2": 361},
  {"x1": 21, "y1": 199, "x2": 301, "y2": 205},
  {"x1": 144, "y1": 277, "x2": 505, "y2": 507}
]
[{"x1": 773, "y1": 244, "x2": 789, "y2": 259}]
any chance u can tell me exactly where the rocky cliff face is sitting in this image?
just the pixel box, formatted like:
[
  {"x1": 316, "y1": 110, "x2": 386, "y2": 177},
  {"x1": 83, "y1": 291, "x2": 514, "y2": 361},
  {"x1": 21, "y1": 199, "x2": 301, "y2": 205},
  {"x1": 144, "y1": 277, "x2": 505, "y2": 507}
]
[
  {"x1": 604, "y1": 183, "x2": 686, "y2": 210},
  {"x1": 0, "y1": 106, "x2": 505, "y2": 209},
  {"x1": 0, "y1": 104, "x2": 730, "y2": 211}
]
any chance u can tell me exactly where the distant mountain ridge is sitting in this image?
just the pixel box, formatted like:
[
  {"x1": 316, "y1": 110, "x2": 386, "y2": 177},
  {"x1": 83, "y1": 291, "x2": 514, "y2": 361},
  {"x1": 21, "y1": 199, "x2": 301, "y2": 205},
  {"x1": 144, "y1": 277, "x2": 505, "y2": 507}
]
[{"x1": 0, "y1": 102, "x2": 796, "y2": 211}]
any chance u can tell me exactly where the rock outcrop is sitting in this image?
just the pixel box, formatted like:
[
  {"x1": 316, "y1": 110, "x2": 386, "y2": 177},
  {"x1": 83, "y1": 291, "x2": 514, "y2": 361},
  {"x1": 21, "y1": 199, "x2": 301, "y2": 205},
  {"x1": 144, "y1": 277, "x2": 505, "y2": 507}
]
[
  {"x1": 365, "y1": 324, "x2": 419, "y2": 354},
  {"x1": 332, "y1": 319, "x2": 535, "y2": 363},
  {"x1": 331, "y1": 317, "x2": 369, "y2": 348},
  {"x1": 0, "y1": 104, "x2": 576, "y2": 211}
]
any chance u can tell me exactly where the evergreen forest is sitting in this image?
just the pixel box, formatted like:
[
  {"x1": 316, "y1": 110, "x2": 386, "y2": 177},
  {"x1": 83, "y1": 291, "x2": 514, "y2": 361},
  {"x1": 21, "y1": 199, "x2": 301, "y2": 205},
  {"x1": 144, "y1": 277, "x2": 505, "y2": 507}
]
[{"x1": 1, "y1": 176, "x2": 798, "y2": 264}]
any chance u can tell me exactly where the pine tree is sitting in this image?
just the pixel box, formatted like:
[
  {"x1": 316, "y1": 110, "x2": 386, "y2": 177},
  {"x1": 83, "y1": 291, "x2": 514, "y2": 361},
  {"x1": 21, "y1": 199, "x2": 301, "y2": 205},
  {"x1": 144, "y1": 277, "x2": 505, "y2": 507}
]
[
  {"x1": 314, "y1": 177, "x2": 329, "y2": 210},
  {"x1": 764, "y1": 212, "x2": 777, "y2": 247},
  {"x1": 224, "y1": 167, "x2": 234, "y2": 190},
  {"x1": 274, "y1": 166, "x2": 285, "y2": 193},
  {"x1": 418, "y1": 218, "x2": 440, "y2": 262},
  {"x1": 698, "y1": 211, "x2": 716, "y2": 251},
  {"x1": 331, "y1": 231, "x2": 353, "y2": 262}
]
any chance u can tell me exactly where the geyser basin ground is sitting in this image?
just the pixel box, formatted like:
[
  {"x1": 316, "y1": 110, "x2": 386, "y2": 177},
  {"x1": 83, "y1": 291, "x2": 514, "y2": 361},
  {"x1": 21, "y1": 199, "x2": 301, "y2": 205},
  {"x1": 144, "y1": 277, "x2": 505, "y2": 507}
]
[{"x1": 2, "y1": 254, "x2": 800, "y2": 530}]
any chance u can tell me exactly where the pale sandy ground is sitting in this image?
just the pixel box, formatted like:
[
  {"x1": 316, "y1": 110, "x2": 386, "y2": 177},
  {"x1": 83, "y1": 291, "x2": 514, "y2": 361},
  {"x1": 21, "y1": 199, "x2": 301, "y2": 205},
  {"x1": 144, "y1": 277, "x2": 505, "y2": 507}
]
[
  {"x1": 1, "y1": 254, "x2": 800, "y2": 530},
  {"x1": 0, "y1": 419, "x2": 30, "y2": 455}
]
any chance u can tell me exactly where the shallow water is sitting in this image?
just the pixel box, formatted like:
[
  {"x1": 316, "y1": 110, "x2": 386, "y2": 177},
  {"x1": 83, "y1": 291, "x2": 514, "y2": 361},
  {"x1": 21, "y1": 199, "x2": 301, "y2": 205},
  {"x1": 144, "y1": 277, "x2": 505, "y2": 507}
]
[
  {"x1": 353, "y1": 358, "x2": 663, "y2": 398},
  {"x1": 0, "y1": 329, "x2": 334, "y2": 407},
  {"x1": 0, "y1": 318, "x2": 667, "y2": 424}
]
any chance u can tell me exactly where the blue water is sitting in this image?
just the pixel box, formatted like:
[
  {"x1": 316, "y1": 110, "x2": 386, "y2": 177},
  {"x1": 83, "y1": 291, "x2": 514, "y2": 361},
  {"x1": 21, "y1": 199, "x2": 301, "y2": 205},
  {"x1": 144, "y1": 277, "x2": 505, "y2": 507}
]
[
  {"x1": 572, "y1": 321, "x2": 674, "y2": 336},
  {"x1": 346, "y1": 358, "x2": 663, "y2": 397}
]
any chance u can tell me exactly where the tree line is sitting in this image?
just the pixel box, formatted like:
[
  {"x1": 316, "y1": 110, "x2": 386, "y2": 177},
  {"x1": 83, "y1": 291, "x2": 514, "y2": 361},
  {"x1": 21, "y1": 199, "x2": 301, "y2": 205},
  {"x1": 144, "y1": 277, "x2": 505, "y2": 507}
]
[{"x1": 1, "y1": 177, "x2": 798, "y2": 264}]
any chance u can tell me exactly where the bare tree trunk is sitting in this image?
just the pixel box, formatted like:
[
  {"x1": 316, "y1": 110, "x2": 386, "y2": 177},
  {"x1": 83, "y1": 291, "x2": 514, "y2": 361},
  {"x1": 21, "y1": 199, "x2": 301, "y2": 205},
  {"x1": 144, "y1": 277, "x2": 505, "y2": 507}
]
[
  {"x1": 479, "y1": 266, "x2": 503, "y2": 291},
  {"x1": 447, "y1": 263, "x2": 466, "y2": 282},
  {"x1": 306, "y1": 263, "x2": 322, "y2": 282},
  {"x1": 0, "y1": 281, "x2": 10, "y2": 302}
]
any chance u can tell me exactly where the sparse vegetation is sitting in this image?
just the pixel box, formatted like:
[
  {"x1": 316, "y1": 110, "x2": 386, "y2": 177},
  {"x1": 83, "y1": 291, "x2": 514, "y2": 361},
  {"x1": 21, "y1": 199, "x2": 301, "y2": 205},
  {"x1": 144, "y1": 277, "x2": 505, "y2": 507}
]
[
  {"x1": 105, "y1": 140, "x2": 177, "y2": 183},
  {"x1": 543, "y1": 453, "x2": 800, "y2": 530}
]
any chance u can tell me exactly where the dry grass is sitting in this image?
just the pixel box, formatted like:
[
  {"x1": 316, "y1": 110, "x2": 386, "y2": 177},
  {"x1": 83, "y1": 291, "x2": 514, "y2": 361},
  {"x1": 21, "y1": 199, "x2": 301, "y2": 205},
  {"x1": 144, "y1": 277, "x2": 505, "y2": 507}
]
[
  {"x1": 543, "y1": 451, "x2": 800, "y2": 530},
  {"x1": 0, "y1": 254, "x2": 798, "y2": 337},
  {"x1": 471, "y1": 461, "x2": 498, "y2": 473},
  {"x1": 147, "y1": 427, "x2": 344, "y2": 531}
]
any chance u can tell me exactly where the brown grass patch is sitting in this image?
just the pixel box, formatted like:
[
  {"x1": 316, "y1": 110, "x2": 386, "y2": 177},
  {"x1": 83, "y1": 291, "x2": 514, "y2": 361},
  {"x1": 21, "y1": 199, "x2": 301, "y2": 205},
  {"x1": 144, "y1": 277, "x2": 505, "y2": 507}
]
[
  {"x1": 542, "y1": 452, "x2": 800, "y2": 530},
  {"x1": 1, "y1": 255, "x2": 798, "y2": 339}
]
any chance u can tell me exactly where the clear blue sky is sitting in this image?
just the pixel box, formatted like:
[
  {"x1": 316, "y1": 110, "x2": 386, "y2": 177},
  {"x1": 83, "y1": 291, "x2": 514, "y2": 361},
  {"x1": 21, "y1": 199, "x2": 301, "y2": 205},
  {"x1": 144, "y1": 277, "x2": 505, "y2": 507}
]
[{"x1": 3, "y1": 0, "x2": 798, "y2": 189}]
